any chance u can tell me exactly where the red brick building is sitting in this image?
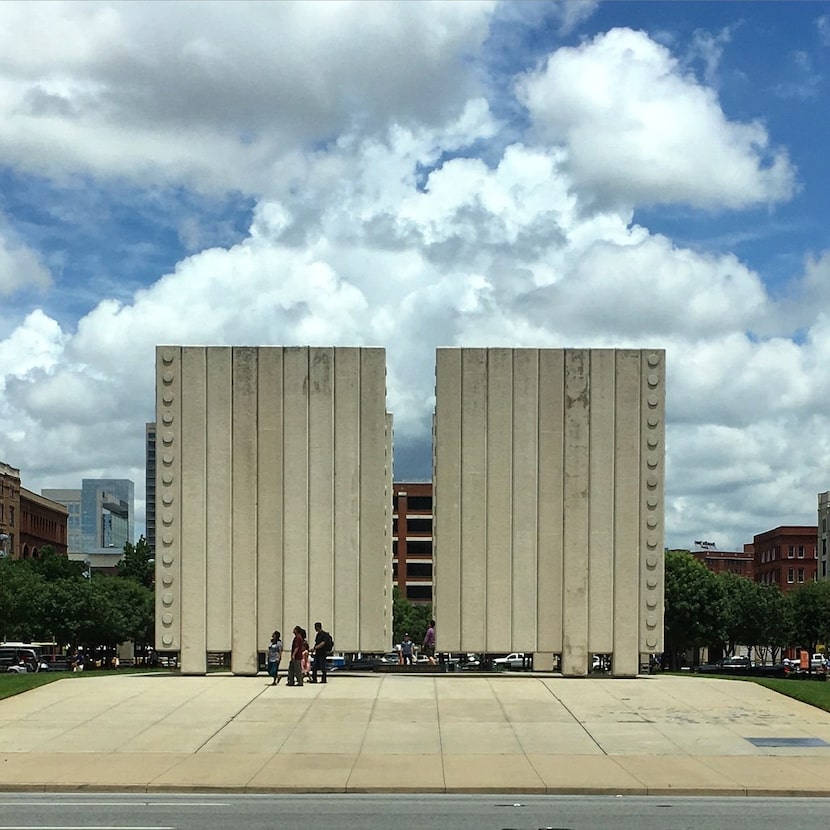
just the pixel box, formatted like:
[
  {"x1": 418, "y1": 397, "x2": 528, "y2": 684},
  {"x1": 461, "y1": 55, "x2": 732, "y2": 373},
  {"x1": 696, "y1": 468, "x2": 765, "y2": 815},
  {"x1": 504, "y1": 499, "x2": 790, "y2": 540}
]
[
  {"x1": 0, "y1": 461, "x2": 68, "y2": 559},
  {"x1": 753, "y1": 525, "x2": 818, "y2": 592},
  {"x1": 392, "y1": 482, "x2": 433, "y2": 603},
  {"x1": 691, "y1": 544, "x2": 755, "y2": 579}
]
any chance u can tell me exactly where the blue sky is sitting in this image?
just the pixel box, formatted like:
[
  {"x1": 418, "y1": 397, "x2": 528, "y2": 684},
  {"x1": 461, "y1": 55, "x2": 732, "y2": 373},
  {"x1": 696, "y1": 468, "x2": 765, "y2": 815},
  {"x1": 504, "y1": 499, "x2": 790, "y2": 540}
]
[{"x1": 1, "y1": 1, "x2": 829, "y2": 551}]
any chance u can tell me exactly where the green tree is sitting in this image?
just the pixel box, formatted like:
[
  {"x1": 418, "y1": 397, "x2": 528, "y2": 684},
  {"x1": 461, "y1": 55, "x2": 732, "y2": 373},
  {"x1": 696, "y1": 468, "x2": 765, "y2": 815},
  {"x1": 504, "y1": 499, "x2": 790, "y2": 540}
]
[
  {"x1": 664, "y1": 549, "x2": 725, "y2": 669},
  {"x1": 392, "y1": 587, "x2": 432, "y2": 647},
  {"x1": 788, "y1": 580, "x2": 830, "y2": 665},
  {"x1": 0, "y1": 557, "x2": 48, "y2": 641},
  {"x1": 117, "y1": 536, "x2": 155, "y2": 589}
]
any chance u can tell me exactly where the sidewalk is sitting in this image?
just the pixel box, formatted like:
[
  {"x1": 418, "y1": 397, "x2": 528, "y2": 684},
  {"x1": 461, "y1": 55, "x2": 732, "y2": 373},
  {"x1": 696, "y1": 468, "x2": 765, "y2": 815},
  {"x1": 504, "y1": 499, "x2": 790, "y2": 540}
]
[{"x1": 2, "y1": 672, "x2": 830, "y2": 795}]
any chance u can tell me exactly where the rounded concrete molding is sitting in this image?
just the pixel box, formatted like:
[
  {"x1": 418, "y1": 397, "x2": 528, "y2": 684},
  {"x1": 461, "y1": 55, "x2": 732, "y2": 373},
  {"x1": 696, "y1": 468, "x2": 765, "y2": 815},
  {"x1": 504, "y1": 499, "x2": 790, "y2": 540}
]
[
  {"x1": 647, "y1": 436, "x2": 659, "y2": 449},
  {"x1": 161, "y1": 634, "x2": 174, "y2": 647},
  {"x1": 162, "y1": 371, "x2": 174, "y2": 383},
  {"x1": 162, "y1": 613, "x2": 174, "y2": 625},
  {"x1": 162, "y1": 512, "x2": 173, "y2": 525},
  {"x1": 647, "y1": 352, "x2": 661, "y2": 366},
  {"x1": 161, "y1": 553, "x2": 174, "y2": 567},
  {"x1": 162, "y1": 413, "x2": 174, "y2": 425},
  {"x1": 162, "y1": 533, "x2": 174, "y2": 545},
  {"x1": 647, "y1": 373, "x2": 660, "y2": 387},
  {"x1": 646, "y1": 554, "x2": 659, "y2": 568},
  {"x1": 162, "y1": 493, "x2": 174, "y2": 506},
  {"x1": 647, "y1": 496, "x2": 658, "y2": 509},
  {"x1": 647, "y1": 474, "x2": 658, "y2": 488},
  {"x1": 646, "y1": 614, "x2": 657, "y2": 628},
  {"x1": 647, "y1": 454, "x2": 659, "y2": 468},
  {"x1": 162, "y1": 432, "x2": 174, "y2": 445},
  {"x1": 647, "y1": 414, "x2": 660, "y2": 428},
  {"x1": 162, "y1": 391, "x2": 174, "y2": 405},
  {"x1": 161, "y1": 349, "x2": 175, "y2": 364},
  {"x1": 162, "y1": 573, "x2": 173, "y2": 586},
  {"x1": 161, "y1": 592, "x2": 174, "y2": 607},
  {"x1": 646, "y1": 635, "x2": 658, "y2": 648},
  {"x1": 647, "y1": 394, "x2": 659, "y2": 407},
  {"x1": 162, "y1": 453, "x2": 174, "y2": 465}
]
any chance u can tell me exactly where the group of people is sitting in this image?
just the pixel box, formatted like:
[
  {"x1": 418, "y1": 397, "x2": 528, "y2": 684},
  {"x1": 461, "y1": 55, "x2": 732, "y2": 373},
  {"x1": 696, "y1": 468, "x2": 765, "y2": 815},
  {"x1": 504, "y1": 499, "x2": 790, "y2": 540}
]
[
  {"x1": 266, "y1": 621, "x2": 333, "y2": 687},
  {"x1": 396, "y1": 619, "x2": 436, "y2": 666}
]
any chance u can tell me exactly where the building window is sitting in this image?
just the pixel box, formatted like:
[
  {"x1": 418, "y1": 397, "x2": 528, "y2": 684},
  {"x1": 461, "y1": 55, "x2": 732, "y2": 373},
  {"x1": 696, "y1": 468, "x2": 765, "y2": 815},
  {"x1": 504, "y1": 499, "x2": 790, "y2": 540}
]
[
  {"x1": 798, "y1": 568, "x2": 805, "y2": 583},
  {"x1": 788, "y1": 546, "x2": 795, "y2": 559},
  {"x1": 8, "y1": 506, "x2": 13, "y2": 526},
  {"x1": 407, "y1": 517, "x2": 432, "y2": 534},
  {"x1": 798, "y1": 546, "x2": 805, "y2": 558},
  {"x1": 407, "y1": 562, "x2": 433, "y2": 579},
  {"x1": 788, "y1": 568, "x2": 794, "y2": 583},
  {"x1": 406, "y1": 540, "x2": 432, "y2": 556}
]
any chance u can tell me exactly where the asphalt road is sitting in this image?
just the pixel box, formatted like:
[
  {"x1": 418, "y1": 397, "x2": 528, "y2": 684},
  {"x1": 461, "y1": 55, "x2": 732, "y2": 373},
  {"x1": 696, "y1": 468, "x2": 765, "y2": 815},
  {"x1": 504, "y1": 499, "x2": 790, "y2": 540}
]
[{"x1": 0, "y1": 794, "x2": 829, "y2": 830}]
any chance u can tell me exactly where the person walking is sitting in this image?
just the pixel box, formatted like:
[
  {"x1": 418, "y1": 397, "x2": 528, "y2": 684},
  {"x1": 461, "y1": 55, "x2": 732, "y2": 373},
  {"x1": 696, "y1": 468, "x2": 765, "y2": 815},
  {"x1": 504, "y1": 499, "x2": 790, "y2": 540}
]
[
  {"x1": 287, "y1": 626, "x2": 305, "y2": 687},
  {"x1": 400, "y1": 633, "x2": 414, "y2": 666},
  {"x1": 311, "y1": 621, "x2": 333, "y2": 683},
  {"x1": 267, "y1": 630, "x2": 282, "y2": 685},
  {"x1": 423, "y1": 619, "x2": 436, "y2": 665}
]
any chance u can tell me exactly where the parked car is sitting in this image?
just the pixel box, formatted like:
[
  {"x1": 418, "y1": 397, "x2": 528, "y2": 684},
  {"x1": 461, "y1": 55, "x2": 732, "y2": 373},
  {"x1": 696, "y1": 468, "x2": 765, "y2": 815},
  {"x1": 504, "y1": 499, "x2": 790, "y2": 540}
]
[
  {"x1": 493, "y1": 652, "x2": 529, "y2": 670},
  {"x1": 2, "y1": 647, "x2": 49, "y2": 673},
  {"x1": 694, "y1": 655, "x2": 785, "y2": 678}
]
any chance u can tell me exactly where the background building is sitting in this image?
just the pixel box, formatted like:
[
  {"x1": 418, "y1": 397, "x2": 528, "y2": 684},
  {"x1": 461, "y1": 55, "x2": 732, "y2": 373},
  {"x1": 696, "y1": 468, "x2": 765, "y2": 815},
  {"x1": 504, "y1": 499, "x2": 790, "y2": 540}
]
[
  {"x1": 43, "y1": 478, "x2": 135, "y2": 570},
  {"x1": 0, "y1": 461, "x2": 21, "y2": 558},
  {"x1": 433, "y1": 348, "x2": 666, "y2": 678},
  {"x1": 819, "y1": 491, "x2": 829, "y2": 580},
  {"x1": 752, "y1": 525, "x2": 818, "y2": 591},
  {"x1": 1, "y1": 462, "x2": 68, "y2": 559},
  {"x1": 392, "y1": 482, "x2": 433, "y2": 603},
  {"x1": 19, "y1": 489, "x2": 68, "y2": 558},
  {"x1": 690, "y1": 544, "x2": 755, "y2": 578}
]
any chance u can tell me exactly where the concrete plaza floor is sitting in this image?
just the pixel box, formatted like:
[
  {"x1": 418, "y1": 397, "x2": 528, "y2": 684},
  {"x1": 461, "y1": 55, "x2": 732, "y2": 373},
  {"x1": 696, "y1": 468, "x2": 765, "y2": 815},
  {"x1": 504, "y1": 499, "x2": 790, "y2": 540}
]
[{"x1": 2, "y1": 672, "x2": 830, "y2": 795}]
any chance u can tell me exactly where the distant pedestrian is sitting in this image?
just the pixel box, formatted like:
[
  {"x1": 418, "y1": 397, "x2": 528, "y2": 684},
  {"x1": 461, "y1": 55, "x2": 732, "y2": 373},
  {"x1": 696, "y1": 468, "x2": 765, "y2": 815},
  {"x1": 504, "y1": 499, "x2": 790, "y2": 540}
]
[
  {"x1": 423, "y1": 620, "x2": 436, "y2": 665},
  {"x1": 73, "y1": 648, "x2": 86, "y2": 673},
  {"x1": 400, "y1": 633, "x2": 414, "y2": 666},
  {"x1": 311, "y1": 621, "x2": 333, "y2": 683},
  {"x1": 287, "y1": 626, "x2": 304, "y2": 687},
  {"x1": 300, "y1": 628, "x2": 312, "y2": 682},
  {"x1": 267, "y1": 630, "x2": 283, "y2": 685}
]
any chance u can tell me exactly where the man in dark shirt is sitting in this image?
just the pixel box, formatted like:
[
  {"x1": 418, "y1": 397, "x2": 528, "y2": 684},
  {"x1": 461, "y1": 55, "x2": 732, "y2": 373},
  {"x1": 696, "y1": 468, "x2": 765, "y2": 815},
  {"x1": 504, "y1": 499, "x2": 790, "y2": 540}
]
[{"x1": 311, "y1": 621, "x2": 332, "y2": 683}]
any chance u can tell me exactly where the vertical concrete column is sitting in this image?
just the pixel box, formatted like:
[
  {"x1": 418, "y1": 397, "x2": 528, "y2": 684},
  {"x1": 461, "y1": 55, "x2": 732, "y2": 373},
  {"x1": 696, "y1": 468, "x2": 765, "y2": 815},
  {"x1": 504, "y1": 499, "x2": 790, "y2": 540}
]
[
  {"x1": 333, "y1": 348, "x2": 360, "y2": 647},
  {"x1": 640, "y1": 350, "x2": 666, "y2": 659},
  {"x1": 434, "y1": 349, "x2": 462, "y2": 648},
  {"x1": 536, "y1": 349, "x2": 564, "y2": 656},
  {"x1": 512, "y1": 350, "x2": 539, "y2": 650},
  {"x1": 256, "y1": 348, "x2": 284, "y2": 649},
  {"x1": 359, "y1": 348, "x2": 390, "y2": 647},
  {"x1": 612, "y1": 350, "x2": 641, "y2": 677},
  {"x1": 308, "y1": 347, "x2": 335, "y2": 626},
  {"x1": 460, "y1": 349, "x2": 487, "y2": 650},
  {"x1": 282, "y1": 348, "x2": 310, "y2": 631},
  {"x1": 587, "y1": 350, "x2": 615, "y2": 656},
  {"x1": 180, "y1": 347, "x2": 208, "y2": 675},
  {"x1": 486, "y1": 348, "x2": 513, "y2": 652},
  {"x1": 156, "y1": 347, "x2": 182, "y2": 654},
  {"x1": 561, "y1": 349, "x2": 590, "y2": 676},
  {"x1": 205, "y1": 348, "x2": 232, "y2": 653},
  {"x1": 230, "y1": 347, "x2": 259, "y2": 675}
]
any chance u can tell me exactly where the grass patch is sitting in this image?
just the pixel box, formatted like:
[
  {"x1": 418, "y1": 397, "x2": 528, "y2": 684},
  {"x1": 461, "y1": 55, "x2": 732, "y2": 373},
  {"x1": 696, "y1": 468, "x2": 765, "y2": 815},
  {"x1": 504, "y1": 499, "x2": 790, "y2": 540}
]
[
  {"x1": 0, "y1": 667, "x2": 176, "y2": 701},
  {"x1": 748, "y1": 676, "x2": 830, "y2": 712},
  {"x1": 686, "y1": 672, "x2": 830, "y2": 713},
  {"x1": 0, "y1": 671, "x2": 65, "y2": 700}
]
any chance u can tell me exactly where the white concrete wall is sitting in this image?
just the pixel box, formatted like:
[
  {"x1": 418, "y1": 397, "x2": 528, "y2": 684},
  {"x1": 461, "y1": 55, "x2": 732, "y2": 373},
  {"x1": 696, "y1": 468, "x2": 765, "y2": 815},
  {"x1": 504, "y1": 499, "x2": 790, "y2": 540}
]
[
  {"x1": 155, "y1": 346, "x2": 392, "y2": 675},
  {"x1": 433, "y1": 348, "x2": 665, "y2": 677}
]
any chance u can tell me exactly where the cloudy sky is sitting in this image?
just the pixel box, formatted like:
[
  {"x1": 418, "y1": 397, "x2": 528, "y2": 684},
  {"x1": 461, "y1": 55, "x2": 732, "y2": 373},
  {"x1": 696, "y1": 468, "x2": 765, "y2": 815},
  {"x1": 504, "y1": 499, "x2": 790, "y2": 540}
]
[{"x1": 1, "y1": 1, "x2": 829, "y2": 551}]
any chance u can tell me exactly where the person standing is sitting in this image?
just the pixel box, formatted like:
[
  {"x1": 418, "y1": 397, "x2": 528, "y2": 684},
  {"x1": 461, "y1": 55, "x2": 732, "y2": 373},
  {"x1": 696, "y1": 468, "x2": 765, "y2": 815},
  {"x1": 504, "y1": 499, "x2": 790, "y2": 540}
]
[
  {"x1": 400, "y1": 633, "x2": 414, "y2": 666},
  {"x1": 287, "y1": 626, "x2": 304, "y2": 687},
  {"x1": 311, "y1": 621, "x2": 333, "y2": 683},
  {"x1": 423, "y1": 620, "x2": 436, "y2": 665},
  {"x1": 267, "y1": 630, "x2": 282, "y2": 685}
]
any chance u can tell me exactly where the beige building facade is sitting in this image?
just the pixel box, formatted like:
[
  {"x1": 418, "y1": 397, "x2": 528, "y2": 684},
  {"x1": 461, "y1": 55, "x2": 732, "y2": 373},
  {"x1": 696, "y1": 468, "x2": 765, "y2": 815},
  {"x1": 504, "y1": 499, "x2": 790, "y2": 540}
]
[
  {"x1": 433, "y1": 348, "x2": 666, "y2": 677},
  {"x1": 155, "y1": 346, "x2": 392, "y2": 675}
]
